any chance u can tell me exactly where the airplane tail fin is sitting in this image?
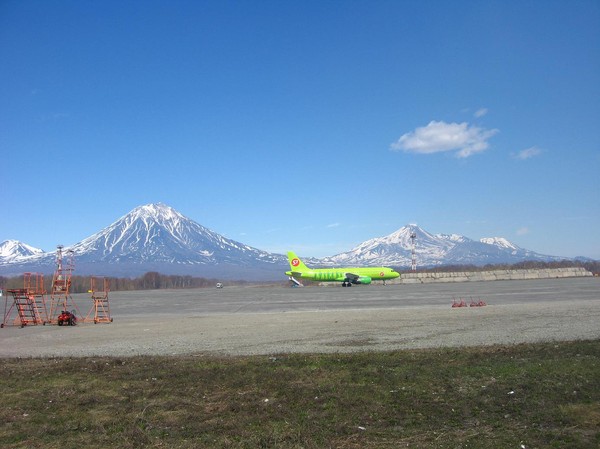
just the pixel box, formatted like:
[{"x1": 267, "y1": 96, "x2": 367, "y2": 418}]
[{"x1": 287, "y1": 251, "x2": 309, "y2": 272}]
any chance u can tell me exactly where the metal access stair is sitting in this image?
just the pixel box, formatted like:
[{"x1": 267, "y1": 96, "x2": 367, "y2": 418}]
[
  {"x1": 289, "y1": 276, "x2": 304, "y2": 287},
  {"x1": 84, "y1": 276, "x2": 113, "y2": 324},
  {"x1": 5, "y1": 289, "x2": 46, "y2": 327},
  {"x1": 85, "y1": 293, "x2": 112, "y2": 323}
]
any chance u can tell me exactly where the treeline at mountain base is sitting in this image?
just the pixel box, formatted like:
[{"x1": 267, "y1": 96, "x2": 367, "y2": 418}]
[
  {"x1": 0, "y1": 272, "x2": 256, "y2": 294},
  {"x1": 0, "y1": 260, "x2": 597, "y2": 294}
]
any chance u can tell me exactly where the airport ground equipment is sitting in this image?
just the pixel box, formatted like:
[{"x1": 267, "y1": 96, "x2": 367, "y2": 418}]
[
  {"x1": 289, "y1": 276, "x2": 304, "y2": 287},
  {"x1": 451, "y1": 298, "x2": 468, "y2": 308},
  {"x1": 84, "y1": 276, "x2": 113, "y2": 323},
  {"x1": 57, "y1": 310, "x2": 77, "y2": 326},
  {"x1": 1, "y1": 273, "x2": 48, "y2": 328},
  {"x1": 48, "y1": 246, "x2": 82, "y2": 324},
  {"x1": 452, "y1": 297, "x2": 487, "y2": 308}
]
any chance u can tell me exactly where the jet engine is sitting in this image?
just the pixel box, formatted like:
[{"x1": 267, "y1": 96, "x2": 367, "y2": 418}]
[{"x1": 354, "y1": 276, "x2": 372, "y2": 284}]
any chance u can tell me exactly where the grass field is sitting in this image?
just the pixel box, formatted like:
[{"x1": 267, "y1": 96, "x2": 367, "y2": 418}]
[{"x1": 1, "y1": 340, "x2": 599, "y2": 448}]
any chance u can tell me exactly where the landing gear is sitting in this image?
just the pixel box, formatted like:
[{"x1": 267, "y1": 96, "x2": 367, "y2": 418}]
[{"x1": 342, "y1": 282, "x2": 352, "y2": 287}]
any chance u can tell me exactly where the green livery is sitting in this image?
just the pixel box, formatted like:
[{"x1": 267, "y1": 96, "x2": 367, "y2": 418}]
[{"x1": 285, "y1": 251, "x2": 400, "y2": 287}]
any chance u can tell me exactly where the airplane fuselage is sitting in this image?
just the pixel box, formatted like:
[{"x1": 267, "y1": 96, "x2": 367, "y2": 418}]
[
  {"x1": 285, "y1": 252, "x2": 400, "y2": 286},
  {"x1": 285, "y1": 267, "x2": 397, "y2": 282}
]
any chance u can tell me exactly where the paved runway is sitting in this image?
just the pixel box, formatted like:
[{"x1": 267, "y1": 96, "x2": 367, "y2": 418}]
[
  {"x1": 1, "y1": 278, "x2": 599, "y2": 357},
  {"x1": 101, "y1": 276, "x2": 600, "y2": 315}
]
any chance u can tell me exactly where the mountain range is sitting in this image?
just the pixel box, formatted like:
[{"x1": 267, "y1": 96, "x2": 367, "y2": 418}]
[
  {"x1": 0, "y1": 204, "x2": 284, "y2": 280},
  {"x1": 319, "y1": 226, "x2": 563, "y2": 267},
  {"x1": 0, "y1": 203, "x2": 571, "y2": 280}
]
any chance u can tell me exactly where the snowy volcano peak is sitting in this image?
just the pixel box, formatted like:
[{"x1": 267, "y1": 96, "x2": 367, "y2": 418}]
[
  {"x1": 73, "y1": 203, "x2": 217, "y2": 259},
  {"x1": 63, "y1": 202, "x2": 286, "y2": 274},
  {"x1": 377, "y1": 224, "x2": 437, "y2": 246},
  {"x1": 321, "y1": 224, "x2": 443, "y2": 266},
  {"x1": 124, "y1": 203, "x2": 187, "y2": 234},
  {"x1": 130, "y1": 203, "x2": 182, "y2": 222}
]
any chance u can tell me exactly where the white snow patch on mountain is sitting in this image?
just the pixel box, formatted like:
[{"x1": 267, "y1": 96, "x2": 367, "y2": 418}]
[
  {"x1": 0, "y1": 240, "x2": 45, "y2": 262},
  {"x1": 480, "y1": 237, "x2": 519, "y2": 250}
]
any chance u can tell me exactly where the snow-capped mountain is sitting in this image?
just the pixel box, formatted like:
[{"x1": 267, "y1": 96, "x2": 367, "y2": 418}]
[
  {"x1": 71, "y1": 203, "x2": 283, "y2": 265},
  {"x1": 0, "y1": 206, "x2": 572, "y2": 279},
  {"x1": 0, "y1": 203, "x2": 287, "y2": 279},
  {"x1": 0, "y1": 240, "x2": 45, "y2": 263},
  {"x1": 320, "y1": 224, "x2": 563, "y2": 267},
  {"x1": 320, "y1": 225, "x2": 451, "y2": 266}
]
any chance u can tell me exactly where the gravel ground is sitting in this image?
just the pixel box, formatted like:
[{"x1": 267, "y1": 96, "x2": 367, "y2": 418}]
[{"x1": 2, "y1": 278, "x2": 599, "y2": 358}]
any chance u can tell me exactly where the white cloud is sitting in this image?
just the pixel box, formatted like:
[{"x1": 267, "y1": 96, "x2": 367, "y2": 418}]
[
  {"x1": 514, "y1": 146, "x2": 542, "y2": 160},
  {"x1": 516, "y1": 227, "x2": 530, "y2": 236},
  {"x1": 390, "y1": 121, "x2": 498, "y2": 158},
  {"x1": 474, "y1": 108, "x2": 488, "y2": 118},
  {"x1": 326, "y1": 223, "x2": 341, "y2": 228}
]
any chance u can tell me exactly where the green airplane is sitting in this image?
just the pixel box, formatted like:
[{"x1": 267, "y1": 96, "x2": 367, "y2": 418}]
[{"x1": 285, "y1": 251, "x2": 400, "y2": 287}]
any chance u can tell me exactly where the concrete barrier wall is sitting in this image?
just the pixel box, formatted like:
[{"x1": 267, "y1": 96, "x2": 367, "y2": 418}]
[{"x1": 392, "y1": 267, "x2": 593, "y2": 284}]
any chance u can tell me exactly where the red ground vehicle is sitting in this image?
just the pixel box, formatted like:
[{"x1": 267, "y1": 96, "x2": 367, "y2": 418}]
[{"x1": 57, "y1": 310, "x2": 77, "y2": 326}]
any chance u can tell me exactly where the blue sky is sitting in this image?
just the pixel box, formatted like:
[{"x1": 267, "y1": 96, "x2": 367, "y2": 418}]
[{"x1": 1, "y1": 0, "x2": 599, "y2": 259}]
